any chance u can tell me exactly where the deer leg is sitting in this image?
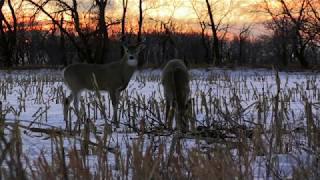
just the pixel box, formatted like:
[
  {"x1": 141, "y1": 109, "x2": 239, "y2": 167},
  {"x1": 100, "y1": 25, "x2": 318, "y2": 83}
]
[
  {"x1": 72, "y1": 92, "x2": 80, "y2": 115},
  {"x1": 183, "y1": 115, "x2": 189, "y2": 132},
  {"x1": 110, "y1": 90, "x2": 120, "y2": 127},
  {"x1": 165, "y1": 101, "x2": 175, "y2": 130},
  {"x1": 63, "y1": 94, "x2": 74, "y2": 131},
  {"x1": 165, "y1": 102, "x2": 170, "y2": 128},
  {"x1": 177, "y1": 110, "x2": 188, "y2": 133},
  {"x1": 64, "y1": 93, "x2": 73, "y2": 109}
]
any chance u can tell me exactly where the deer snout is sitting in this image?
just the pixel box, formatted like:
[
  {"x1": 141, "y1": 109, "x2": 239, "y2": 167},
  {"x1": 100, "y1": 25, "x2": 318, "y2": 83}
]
[{"x1": 129, "y1": 55, "x2": 134, "y2": 60}]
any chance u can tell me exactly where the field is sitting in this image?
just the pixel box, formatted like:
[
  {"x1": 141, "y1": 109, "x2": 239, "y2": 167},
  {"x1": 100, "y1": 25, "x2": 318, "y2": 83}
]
[{"x1": 0, "y1": 68, "x2": 319, "y2": 179}]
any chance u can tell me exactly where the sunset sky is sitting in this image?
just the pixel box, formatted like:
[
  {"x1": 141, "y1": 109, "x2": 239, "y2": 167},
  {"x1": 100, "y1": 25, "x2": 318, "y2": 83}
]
[
  {"x1": 110, "y1": 0, "x2": 265, "y2": 28},
  {"x1": 112, "y1": 0, "x2": 270, "y2": 35},
  {"x1": 2, "y1": 0, "x2": 272, "y2": 35}
]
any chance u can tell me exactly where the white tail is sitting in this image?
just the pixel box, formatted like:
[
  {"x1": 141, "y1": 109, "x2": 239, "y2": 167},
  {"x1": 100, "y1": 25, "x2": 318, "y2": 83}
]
[
  {"x1": 63, "y1": 42, "x2": 145, "y2": 127},
  {"x1": 161, "y1": 59, "x2": 191, "y2": 132}
]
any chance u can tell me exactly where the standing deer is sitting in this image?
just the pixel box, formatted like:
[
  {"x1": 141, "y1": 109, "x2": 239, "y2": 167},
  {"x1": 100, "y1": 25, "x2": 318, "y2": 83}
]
[
  {"x1": 63, "y1": 42, "x2": 145, "y2": 127},
  {"x1": 162, "y1": 59, "x2": 191, "y2": 132}
]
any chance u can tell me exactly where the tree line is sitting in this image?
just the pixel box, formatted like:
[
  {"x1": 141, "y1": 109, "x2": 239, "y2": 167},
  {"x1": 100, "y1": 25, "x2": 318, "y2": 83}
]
[{"x1": 0, "y1": 0, "x2": 319, "y2": 68}]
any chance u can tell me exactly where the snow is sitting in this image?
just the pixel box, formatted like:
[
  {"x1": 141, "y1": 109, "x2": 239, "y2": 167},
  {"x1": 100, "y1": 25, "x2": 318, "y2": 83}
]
[{"x1": 1, "y1": 67, "x2": 319, "y2": 178}]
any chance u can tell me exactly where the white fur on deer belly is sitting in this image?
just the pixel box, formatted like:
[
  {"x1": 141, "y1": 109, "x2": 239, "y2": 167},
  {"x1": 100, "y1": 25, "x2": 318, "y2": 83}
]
[{"x1": 127, "y1": 59, "x2": 138, "y2": 66}]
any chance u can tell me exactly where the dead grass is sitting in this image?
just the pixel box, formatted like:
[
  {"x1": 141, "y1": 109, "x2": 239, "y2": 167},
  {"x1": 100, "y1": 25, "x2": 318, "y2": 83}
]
[{"x1": 0, "y1": 68, "x2": 319, "y2": 179}]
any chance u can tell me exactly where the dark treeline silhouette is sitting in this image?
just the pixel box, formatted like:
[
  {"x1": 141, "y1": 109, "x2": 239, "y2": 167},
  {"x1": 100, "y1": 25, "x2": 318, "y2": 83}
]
[
  {"x1": 2, "y1": 29, "x2": 318, "y2": 68},
  {"x1": 0, "y1": 0, "x2": 319, "y2": 68}
]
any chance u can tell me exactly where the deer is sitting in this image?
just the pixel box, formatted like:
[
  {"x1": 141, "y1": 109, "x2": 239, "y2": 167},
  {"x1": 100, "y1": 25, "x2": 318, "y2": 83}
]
[
  {"x1": 162, "y1": 59, "x2": 191, "y2": 132},
  {"x1": 63, "y1": 41, "x2": 145, "y2": 127}
]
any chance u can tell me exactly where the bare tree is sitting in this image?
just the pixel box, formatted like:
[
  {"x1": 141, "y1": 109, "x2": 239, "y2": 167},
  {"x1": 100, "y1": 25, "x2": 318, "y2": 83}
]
[
  {"x1": 137, "y1": 0, "x2": 161, "y2": 42},
  {"x1": 136, "y1": 0, "x2": 161, "y2": 66},
  {"x1": 191, "y1": 0, "x2": 210, "y2": 64},
  {"x1": 138, "y1": 0, "x2": 143, "y2": 43},
  {"x1": 204, "y1": 0, "x2": 221, "y2": 65},
  {"x1": 0, "y1": 0, "x2": 18, "y2": 67},
  {"x1": 266, "y1": 17, "x2": 294, "y2": 66},
  {"x1": 192, "y1": 0, "x2": 232, "y2": 65},
  {"x1": 93, "y1": 0, "x2": 109, "y2": 64},
  {"x1": 27, "y1": 0, "x2": 120, "y2": 64},
  {"x1": 238, "y1": 25, "x2": 251, "y2": 65},
  {"x1": 120, "y1": 0, "x2": 128, "y2": 56},
  {"x1": 261, "y1": 0, "x2": 318, "y2": 67},
  {"x1": 121, "y1": 0, "x2": 129, "y2": 38},
  {"x1": 59, "y1": 15, "x2": 67, "y2": 66},
  {"x1": 306, "y1": 0, "x2": 320, "y2": 44}
]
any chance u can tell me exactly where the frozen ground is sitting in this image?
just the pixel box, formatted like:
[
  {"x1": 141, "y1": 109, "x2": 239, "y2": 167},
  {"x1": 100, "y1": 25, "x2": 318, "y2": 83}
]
[{"x1": 0, "y1": 67, "x2": 319, "y2": 179}]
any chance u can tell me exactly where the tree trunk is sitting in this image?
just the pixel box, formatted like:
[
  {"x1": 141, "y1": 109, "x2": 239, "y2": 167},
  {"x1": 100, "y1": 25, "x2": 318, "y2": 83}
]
[
  {"x1": 200, "y1": 22, "x2": 210, "y2": 64},
  {"x1": 280, "y1": 41, "x2": 288, "y2": 67},
  {"x1": 212, "y1": 30, "x2": 221, "y2": 65},
  {"x1": 296, "y1": 50, "x2": 309, "y2": 67},
  {"x1": 0, "y1": 0, "x2": 17, "y2": 68},
  {"x1": 205, "y1": 0, "x2": 221, "y2": 66},
  {"x1": 137, "y1": 0, "x2": 144, "y2": 67},
  {"x1": 137, "y1": 0, "x2": 143, "y2": 43},
  {"x1": 95, "y1": 0, "x2": 108, "y2": 64},
  {"x1": 121, "y1": 0, "x2": 128, "y2": 56},
  {"x1": 239, "y1": 39, "x2": 244, "y2": 65},
  {"x1": 59, "y1": 16, "x2": 67, "y2": 66}
]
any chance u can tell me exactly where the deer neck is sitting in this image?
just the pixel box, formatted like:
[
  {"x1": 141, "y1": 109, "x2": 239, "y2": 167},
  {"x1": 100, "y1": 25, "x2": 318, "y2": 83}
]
[{"x1": 120, "y1": 54, "x2": 137, "y2": 80}]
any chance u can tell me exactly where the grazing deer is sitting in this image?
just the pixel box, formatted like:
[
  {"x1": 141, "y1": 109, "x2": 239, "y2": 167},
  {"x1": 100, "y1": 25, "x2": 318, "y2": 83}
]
[
  {"x1": 162, "y1": 59, "x2": 191, "y2": 132},
  {"x1": 63, "y1": 42, "x2": 145, "y2": 127}
]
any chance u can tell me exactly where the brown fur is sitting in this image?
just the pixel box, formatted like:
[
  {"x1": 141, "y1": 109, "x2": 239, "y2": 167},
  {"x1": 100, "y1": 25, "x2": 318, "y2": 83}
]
[
  {"x1": 63, "y1": 44, "x2": 145, "y2": 126},
  {"x1": 162, "y1": 59, "x2": 191, "y2": 132}
]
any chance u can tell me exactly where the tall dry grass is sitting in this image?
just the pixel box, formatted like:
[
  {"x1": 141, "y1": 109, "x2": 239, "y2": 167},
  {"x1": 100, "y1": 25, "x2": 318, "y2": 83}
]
[{"x1": 0, "y1": 69, "x2": 319, "y2": 179}]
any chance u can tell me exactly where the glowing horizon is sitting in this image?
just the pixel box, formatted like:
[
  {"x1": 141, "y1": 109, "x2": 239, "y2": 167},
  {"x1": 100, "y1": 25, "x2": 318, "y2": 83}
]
[{"x1": 1, "y1": 0, "x2": 278, "y2": 36}]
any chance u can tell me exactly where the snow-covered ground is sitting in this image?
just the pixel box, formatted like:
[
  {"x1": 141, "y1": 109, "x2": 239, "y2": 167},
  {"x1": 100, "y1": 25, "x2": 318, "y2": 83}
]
[{"x1": 1, "y1": 68, "x2": 319, "y2": 179}]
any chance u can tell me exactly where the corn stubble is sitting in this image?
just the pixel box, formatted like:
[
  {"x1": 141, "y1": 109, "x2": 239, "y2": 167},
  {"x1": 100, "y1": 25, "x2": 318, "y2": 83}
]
[{"x1": 0, "y1": 69, "x2": 319, "y2": 179}]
